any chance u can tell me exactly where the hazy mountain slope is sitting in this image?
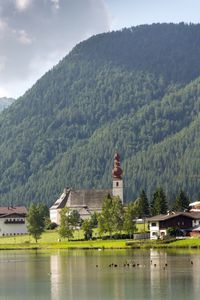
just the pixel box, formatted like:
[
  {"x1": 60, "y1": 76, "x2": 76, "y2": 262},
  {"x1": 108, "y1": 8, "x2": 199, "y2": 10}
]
[
  {"x1": 0, "y1": 23, "x2": 200, "y2": 205},
  {"x1": 0, "y1": 98, "x2": 15, "y2": 112}
]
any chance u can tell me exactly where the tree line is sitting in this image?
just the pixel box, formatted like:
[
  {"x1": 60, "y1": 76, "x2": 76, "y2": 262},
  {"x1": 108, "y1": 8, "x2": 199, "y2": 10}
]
[{"x1": 25, "y1": 188, "x2": 189, "y2": 242}]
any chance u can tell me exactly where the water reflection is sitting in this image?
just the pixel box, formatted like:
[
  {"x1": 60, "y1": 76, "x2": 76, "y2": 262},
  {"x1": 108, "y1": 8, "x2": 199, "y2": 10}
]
[
  {"x1": 0, "y1": 250, "x2": 200, "y2": 299},
  {"x1": 149, "y1": 249, "x2": 200, "y2": 300}
]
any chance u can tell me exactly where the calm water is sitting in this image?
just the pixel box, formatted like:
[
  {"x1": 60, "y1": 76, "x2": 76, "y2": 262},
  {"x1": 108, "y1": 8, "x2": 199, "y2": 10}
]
[{"x1": 0, "y1": 249, "x2": 200, "y2": 300}]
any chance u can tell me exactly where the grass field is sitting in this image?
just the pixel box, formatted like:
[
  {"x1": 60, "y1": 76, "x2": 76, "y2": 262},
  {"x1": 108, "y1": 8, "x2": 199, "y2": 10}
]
[
  {"x1": 0, "y1": 231, "x2": 128, "y2": 250},
  {"x1": 0, "y1": 223, "x2": 148, "y2": 249},
  {"x1": 0, "y1": 224, "x2": 200, "y2": 250}
]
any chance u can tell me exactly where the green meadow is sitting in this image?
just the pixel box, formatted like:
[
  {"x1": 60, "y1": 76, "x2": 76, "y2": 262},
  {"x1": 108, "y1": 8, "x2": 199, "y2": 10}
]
[
  {"x1": 0, "y1": 224, "x2": 146, "y2": 250},
  {"x1": 0, "y1": 224, "x2": 200, "y2": 250},
  {"x1": 0, "y1": 231, "x2": 128, "y2": 250}
]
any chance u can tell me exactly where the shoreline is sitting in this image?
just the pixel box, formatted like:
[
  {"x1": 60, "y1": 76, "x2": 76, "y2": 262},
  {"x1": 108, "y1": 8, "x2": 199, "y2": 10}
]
[{"x1": 1, "y1": 238, "x2": 200, "y2": 250}]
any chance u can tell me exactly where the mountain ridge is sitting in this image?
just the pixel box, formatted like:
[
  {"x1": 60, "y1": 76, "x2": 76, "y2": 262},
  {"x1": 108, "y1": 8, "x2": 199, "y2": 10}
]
[{"x1": 0, "y1": 23, "x2": 200, "y2": 205}]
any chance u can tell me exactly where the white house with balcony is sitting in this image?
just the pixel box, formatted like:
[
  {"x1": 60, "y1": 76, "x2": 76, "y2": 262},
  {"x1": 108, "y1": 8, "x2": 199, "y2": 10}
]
[
  {"x1": 0, "y1": 206, "x2": 28, "y2": 236},
  {"x1": 148, "y1": 212, "x2": 200, "y2": 239}
]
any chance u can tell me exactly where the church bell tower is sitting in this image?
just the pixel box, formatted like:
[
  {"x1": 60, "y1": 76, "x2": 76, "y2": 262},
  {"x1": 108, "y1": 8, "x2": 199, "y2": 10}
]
[{"x1": 112, "y1": 152, "x2": 123, "y2": 204}]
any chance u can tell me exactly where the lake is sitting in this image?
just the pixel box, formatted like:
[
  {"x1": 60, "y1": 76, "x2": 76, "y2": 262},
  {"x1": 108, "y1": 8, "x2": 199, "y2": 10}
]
[{"x1": 0, "y1": 249, "x2": 200, "y2": 300}]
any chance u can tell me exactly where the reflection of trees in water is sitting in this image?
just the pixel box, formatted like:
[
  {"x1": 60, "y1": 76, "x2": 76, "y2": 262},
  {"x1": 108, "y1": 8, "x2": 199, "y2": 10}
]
[{"x1": 50, "y1": 250, "x2": 200, "y2": 300}]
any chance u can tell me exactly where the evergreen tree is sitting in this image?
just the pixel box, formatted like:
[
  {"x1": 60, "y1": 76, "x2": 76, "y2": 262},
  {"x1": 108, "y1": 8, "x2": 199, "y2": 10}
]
[
  {"x1": 27, "y1": 203, "x2": 45, "y2": 243},
  {"x1": 58, "y1": 207, "x2": 73, "y2": 240},
  {"x1": 137, "y1": 190, "x2": 150, "y2": 218},
  {"x1": 173, "y1": 190, "x2": 190, "y2": 211},
  {"x1": 151, "y1": 187, "x2": 168, "y2": 216}
]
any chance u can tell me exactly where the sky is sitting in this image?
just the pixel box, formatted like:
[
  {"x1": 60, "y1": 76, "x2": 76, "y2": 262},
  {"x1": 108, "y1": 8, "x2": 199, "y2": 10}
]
[{"x1": 0, "y1": 0, "x2": 200, "y2": 98}]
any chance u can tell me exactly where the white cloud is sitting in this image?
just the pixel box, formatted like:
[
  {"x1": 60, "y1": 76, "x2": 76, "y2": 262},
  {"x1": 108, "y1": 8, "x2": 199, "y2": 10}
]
[
  {"x1": 0, "y1": 86, "x2": 8, "y2": 97},
  {"x1": 0, "y1": 19, "x2": 6, "y2": 31},
  {"x1": 18, "y1": 29, "x2": 33, "y2": 45},
  {"x1": 0, "y1": 19, "x2": 8, "y2": 38},
  {"x1": 51, "y1": 0, "x2": 59, "y2": 10},
  {"x1": 15, "y1": 0, "x2": 32, "y2": 11},
  {"x1": 0, "y1": 0, "x2": 110, "y2": 98},
  {"x1": 0, "y1": 56, "x2": 8, "y2": 73}
]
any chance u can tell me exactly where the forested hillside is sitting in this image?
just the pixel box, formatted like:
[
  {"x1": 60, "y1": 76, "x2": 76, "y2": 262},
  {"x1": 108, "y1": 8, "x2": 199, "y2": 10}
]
[
  {"x1": 0, "y1": 98, "x2": 15, "y2": 112},
  {"x1": 0, "y1": 23, "x2": 200, "y2": 206}
]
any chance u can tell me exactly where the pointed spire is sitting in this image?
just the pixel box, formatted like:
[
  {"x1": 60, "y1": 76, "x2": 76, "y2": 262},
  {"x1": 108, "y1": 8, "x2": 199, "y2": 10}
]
[{"x1": 112, "y1": 152, "x2": 123, "y2": 180}]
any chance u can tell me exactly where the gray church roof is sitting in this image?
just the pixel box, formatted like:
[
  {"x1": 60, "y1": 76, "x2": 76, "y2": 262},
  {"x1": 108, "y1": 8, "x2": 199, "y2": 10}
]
[
  {"x1": 69, "y1": 189, "x2": 112, "y2": 209},
  {"x1": 50, "y1": 188, "x2": 112, "y2": 210}
]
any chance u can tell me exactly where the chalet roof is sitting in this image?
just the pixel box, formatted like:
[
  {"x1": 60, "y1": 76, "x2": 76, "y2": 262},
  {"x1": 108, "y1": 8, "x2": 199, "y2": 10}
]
[
  {"x1": 147, "y1": 212, "x2": 199, "y2": 222},
  {"x1": 50, "y1": 188, "x2": 112, "y2": 210},
  {"x1": 0, "y1": 206, "x2": 27, "y2": 217},
  {"x1": 189, "y1": 201, "x2": 200, "y2": 206}
]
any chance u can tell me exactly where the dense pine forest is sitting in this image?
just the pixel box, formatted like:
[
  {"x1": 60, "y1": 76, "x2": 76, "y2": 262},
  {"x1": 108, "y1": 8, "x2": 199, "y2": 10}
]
[{"x1": 0, "y1": 23, "x2": 200, "y2": 206}]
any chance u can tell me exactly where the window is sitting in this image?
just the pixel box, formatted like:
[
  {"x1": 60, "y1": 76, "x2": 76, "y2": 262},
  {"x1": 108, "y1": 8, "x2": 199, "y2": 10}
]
[
  {"x1": 116, "y1": 182, "x2": 119, "y2": 187},
  {"x1": 151, "y1": 222, "x2": 157, "y2": 227},
  {"x1": 152, "y1": 232, "x2": 157, "y2": 236}
]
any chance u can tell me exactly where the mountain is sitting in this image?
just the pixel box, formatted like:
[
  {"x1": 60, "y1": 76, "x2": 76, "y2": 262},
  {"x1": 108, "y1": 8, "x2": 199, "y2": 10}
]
[
  {"x1": 0, "y1": 98, "x2": 15, "y2": 112},
  {"x1": 0, "y1": 23, "x2": 200, "y2": 206}
]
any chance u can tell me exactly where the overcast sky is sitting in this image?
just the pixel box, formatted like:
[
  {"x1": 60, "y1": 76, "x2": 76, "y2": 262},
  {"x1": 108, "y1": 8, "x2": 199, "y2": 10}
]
[{"x1": 0, "y1": 0, "x2": 200, "y2": 98}]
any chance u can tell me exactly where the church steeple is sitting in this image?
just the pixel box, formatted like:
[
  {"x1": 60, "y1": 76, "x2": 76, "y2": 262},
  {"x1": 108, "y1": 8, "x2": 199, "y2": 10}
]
[
  {"x1": 112, "y1": 152, "x2": 123, "y2": 204},
  {"x1": 112, "y1": 152, "x2": 123, "y2": 180}
]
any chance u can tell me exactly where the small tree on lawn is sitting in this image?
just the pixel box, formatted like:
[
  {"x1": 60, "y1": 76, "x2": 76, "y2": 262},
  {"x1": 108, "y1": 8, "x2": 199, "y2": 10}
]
[
  {"x1": 97, "y1": 214, "x2": 105, "y2": 238},
  {"x1": 58, "y1": 207, "x2": 73, "y2": 241},
  {"x1": 90, "y1": 212, "x2": 99, "y2": 228},
  {"x1": 112, "y1": 196, "x2": 124, "y2": 235},
  {"x1": 123, "y1": 202, "x2": 137, "y2": 239},
  {"x1": 98, "y1": 194, "x2": 114, "y2": 238},
  {"x1": 82, "y1": 219, "x2": 93, "y2": 240},
  {"x1": 69, "y1": 210, "x2": 81, "y2": 228},
  {"x1": 27, "y1": 203, "x2": 45, "y2": 243},
  {"x1": 98, "y1": 194, "x2": 124, "y2": 239}
]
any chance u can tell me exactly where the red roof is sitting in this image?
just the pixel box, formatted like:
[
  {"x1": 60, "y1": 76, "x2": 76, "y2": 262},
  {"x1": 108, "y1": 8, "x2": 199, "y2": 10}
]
[{"x1": 0, "y1": 206, "x2": 27, "y2": 217}]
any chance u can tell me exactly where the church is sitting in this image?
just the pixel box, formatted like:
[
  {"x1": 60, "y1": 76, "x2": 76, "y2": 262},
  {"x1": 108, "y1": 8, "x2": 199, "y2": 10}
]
[{"x1": 49, "y1": 153, "x2": 124, "y2": 225}]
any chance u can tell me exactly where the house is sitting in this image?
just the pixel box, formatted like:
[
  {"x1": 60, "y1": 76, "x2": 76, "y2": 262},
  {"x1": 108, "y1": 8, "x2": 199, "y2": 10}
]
[
  {"x1": 50, "y1": 152, "x2": 124, "y2": 224},
  {"x1": 189, "y1": 201, "x2": 200, "y2": 212},
  {"x1": 148, "y1": 212, "x2": 200, "y2": 239},
  {"x1": 0, "y1": 206, "x2": 28, "y2": 236}
]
